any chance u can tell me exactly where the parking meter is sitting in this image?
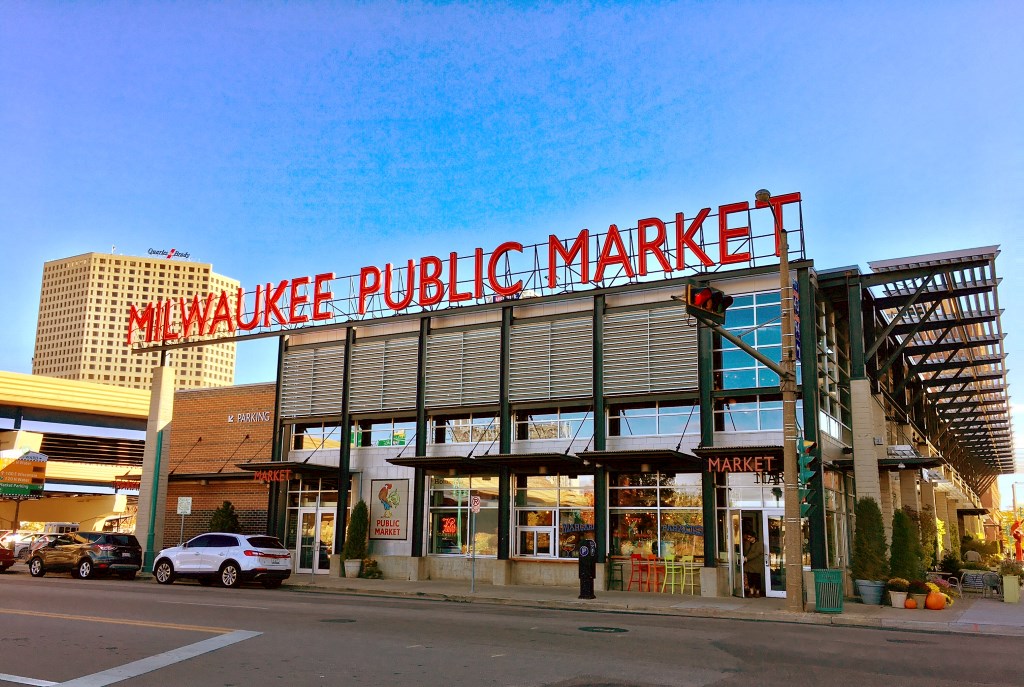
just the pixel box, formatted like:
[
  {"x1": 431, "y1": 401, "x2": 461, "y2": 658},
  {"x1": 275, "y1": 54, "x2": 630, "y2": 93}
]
[{"x1": 578, "y1": 538, "x2": 597, "y2": 599}]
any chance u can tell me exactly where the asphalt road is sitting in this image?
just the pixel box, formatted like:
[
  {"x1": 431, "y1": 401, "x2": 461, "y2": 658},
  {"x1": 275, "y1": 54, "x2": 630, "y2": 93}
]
[{"x1": 1, "y1": 566, "x2": 1023, "y2": 687}]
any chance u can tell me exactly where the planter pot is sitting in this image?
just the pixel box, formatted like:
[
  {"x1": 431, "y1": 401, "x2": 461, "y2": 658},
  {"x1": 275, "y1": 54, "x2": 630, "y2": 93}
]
[
  {"x1": 343, "y1": 559, "x2": 362, "y2": 579},
  {"x1": 855, "y1": 579, "x2": 885, "y2": 605},
  {"x1": 1003, "y1": 575, "x2": 1020, "y2": 603},
  {"x1": 911, "y1": 593, "x2": 929, "y2": 609},
  {"x1": 888, "y1": 590, "x2": 908, "y2": 608}
]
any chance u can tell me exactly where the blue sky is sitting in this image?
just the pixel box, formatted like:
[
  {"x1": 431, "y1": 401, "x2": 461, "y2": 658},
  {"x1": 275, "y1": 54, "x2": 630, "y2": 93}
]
[{"x1": 1, "y1": 3, "x2": 1022, "y2": 494}]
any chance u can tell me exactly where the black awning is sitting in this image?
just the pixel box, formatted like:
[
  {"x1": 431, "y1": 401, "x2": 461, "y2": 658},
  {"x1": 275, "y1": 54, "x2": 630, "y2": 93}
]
[
  {"x1": 577, "y1": 449, "x2": 702, "y2": 473},
  {"x1": 471, "y1": 452, "x2": 585, "y2": 473},
  {"x1": 829, "y1": 456, "x2": 943, "y2": 472},
  {"x1": 956, "y1": 507, "x2": 990, "y2": 516},
  {"x1": 236, "y1": 460, "x2": 338, "y2": 475}
]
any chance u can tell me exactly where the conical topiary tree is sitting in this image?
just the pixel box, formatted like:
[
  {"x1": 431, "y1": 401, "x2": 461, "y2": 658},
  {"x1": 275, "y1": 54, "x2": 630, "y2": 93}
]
[
  {"x1": 209, "y1": 500, "x2": 241, "y2": 533},
  {"x1": 851, "y1": 497, "x2": 888, "y2": 582},
  {"x1": 947, "y1": 517, "x2": 961, "y2": 561},
  {"x1": 919, "y1": 504, "x2": 937, "y2": 569},
  {"x1": 890, "y1": 508, "x2": 923, "y2": 581},
  {"x1": 342, "y1": 500, "x2": 369, "y2": 561}
]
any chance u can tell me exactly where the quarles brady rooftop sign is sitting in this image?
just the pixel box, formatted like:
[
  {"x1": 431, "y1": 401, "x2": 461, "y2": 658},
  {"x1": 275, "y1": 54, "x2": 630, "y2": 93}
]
[{"x1": 126, "y1": 192, "x2": 802, "y2": 347}]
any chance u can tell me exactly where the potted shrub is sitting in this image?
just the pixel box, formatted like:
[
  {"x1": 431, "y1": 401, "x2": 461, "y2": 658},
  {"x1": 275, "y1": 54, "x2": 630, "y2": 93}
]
[
  {"x1": 908, "y1": 579, "x2": 930, "y2": 609},
  {"x1": 851, "y1": 497, "x2": 889, "y2": 604},
  {"x1": 342, "y1": 500, "x2": 369, "y2": 578},
  {"x1": 999, "y1": 558, "x2": 1022, "y2": 603},
  {"x1": 886, "y1": 577, "x2": 909, "y2": 609}
]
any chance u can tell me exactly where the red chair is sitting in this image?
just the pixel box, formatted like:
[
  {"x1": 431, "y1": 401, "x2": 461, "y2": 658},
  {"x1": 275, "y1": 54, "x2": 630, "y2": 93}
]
[
  {"x1": 626, "y1": 553, "x2": 646, "y2": 591},
  {"x1": 643, "y1": 554, "x2": 662, "y2": 592}
]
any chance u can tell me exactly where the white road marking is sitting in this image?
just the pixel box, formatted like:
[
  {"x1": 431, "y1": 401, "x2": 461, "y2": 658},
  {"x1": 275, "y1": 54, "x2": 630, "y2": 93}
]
[
  {"x1": 0, "y1": 674, "x2": 57, "y2": 686},
  {"x1": 154, "y1": 600, "x2": 268, "y2": 610},
  {"x1": 491, "y1": 654, "x2": 506, "y2": 658},
  {"x1": 57, "y1": 630, "x2": 261, "y2": 686}
]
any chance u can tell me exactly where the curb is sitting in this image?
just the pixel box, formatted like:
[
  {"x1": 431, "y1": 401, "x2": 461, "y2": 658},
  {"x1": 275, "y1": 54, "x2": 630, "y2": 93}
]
[{"x1": 281, "y1": 581, "x2": 1022, "y2": 637}]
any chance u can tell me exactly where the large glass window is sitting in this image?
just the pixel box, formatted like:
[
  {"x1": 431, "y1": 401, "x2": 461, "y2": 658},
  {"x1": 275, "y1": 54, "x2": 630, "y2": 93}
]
[
  {"x1": 428, "y1": 475, "x2": 499, "y2": 556},
  {"x1": 715, "y1": 395, "x2": 803, "y2": 433},
  {"x1": 608, "y1": 401, "x2": 700, "y2": 437},
  {"x1": 715, "y1": 291, "x2": 802, "y2": 390},
  {"x1": 515, "y1": 409, "x2": 593, "y2": 441},
  {"x1": 608, "y1": 473, "x2": 703, "y2": 558},
  {"x1": 353, "y1": 418, "x2": 416, "y2": 447},
  {"x1": 514, "y1": 475, "x2": 595, "y2": 558},
  {"x1": 292, "y1": 422, "x2": 344, "y2": 451},
  {"x1": 430, "y1": 413, "x2": 499, "y2": 445}
]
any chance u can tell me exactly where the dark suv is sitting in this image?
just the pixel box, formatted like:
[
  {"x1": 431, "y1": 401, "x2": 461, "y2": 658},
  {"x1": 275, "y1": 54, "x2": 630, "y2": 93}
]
[{"x1": 28, "y1": 531, "x2": 142, "y2": 580}]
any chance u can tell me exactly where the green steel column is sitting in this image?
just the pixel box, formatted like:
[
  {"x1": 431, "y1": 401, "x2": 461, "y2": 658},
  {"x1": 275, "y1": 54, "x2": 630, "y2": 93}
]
[
  {"x1": 698, "y1": 322, "x2": 717, "y2": 567},
  {"x1": 498, "y1": 305, "x2": 513, "y2": 560},
  {"x1": 799, "y1": 268, "x2": 826, "y2": 568},
  {"x1": 412, "y1": 317, "x2": 430, "y2": 558},
  {"x1": 268, "y1": 335, "x2": 286, "y2": 537},
  {"x1": 337, "y1": 327, "x2": 355, "y2": 555},
  {"x1": 142, "y1": 430, "x2": 164, "y2": 572},
  {"x1": 592, "y1": 295, "x2": 607, "y2": 562}
]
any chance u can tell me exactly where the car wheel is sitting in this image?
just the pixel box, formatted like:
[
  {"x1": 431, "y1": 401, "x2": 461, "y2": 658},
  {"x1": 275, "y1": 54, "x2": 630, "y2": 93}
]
[
  {"x1": 198, "y1": 576, "x2": 216, "y2": 586},
  {"x1": 262, "y1": 579, "x2": 283, "y2": 589},
  {"x1": 76, "y1": 559, "x2": 93, "y2": 579},
  {"x1": 120, "y1": 571, "x2": 137, "y2": 581},
  {"x1": 219, "y1": 562, "x2": 241, "y2": 588},
  {"x1": 29, "y1": 557, "x2": 45, "y2": 577},
  {"x1": 154, "y1": 559, "x2": 175, "y2": 585}
]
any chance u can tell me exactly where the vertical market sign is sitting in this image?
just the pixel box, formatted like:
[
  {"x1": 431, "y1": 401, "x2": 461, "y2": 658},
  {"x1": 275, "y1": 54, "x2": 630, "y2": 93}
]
[
  {"x1": 0, "y1": 450, "x2": 47, "y2": 497},
  {"x1": 370, "y1": 479, "x2": 408, "y2": 540}
]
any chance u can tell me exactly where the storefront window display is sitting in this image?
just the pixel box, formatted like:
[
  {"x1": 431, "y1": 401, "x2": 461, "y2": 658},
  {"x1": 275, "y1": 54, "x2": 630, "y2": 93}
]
[
  {"x1": 428, "y1": 475, "x2": 499, "y2": 556},
  {"x1": 608, "y1": 401, "x2": 700, "y2": 437},
  {"x1": 608, "y1": 473, "x2": 703, "y2": 557},
  {"x1": 513, "y1": 474, "x2": 595, "y2": 558}
]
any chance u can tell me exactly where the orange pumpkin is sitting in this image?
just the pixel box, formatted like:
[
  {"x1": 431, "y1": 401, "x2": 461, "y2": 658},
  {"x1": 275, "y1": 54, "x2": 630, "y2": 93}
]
[
  {"x1": 904, "y1": 598, "x2": 918, "y2": 609},
  {"x1": 925, "y1": 591, "x2": 946, "y2": 610}
]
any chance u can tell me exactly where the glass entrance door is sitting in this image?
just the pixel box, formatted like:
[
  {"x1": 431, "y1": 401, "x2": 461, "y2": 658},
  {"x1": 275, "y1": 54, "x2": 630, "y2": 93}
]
[
  {"x1": 763, "y1": 510, "x2": 786, "y2": 598},
  {"x1": 297, "y1": 509, "x2": 335, "y2": 574}
]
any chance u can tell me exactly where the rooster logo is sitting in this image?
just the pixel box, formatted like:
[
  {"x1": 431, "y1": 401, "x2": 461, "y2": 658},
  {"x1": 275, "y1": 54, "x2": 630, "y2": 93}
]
[{"x1": 378, "y1": 483, "x2": 401, "y2": 513}]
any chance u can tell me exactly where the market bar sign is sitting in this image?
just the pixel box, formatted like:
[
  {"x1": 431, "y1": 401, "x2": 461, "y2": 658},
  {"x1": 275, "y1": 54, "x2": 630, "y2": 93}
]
[
  {"x1": 706, "y1": 455, "x2": 780, "y2": 474},
  {"x1": 370, "y1": 479, "x2": 408, "y2": 540},
  {"x1": 0, "y1": 450, "x2": 47, "y2": 497},
  {"x1": 253, "y1": 468, "x2": 292, "y2": 483},
  {"x1": 126, "y1": 192, "x2": 802, "y2": 346}
]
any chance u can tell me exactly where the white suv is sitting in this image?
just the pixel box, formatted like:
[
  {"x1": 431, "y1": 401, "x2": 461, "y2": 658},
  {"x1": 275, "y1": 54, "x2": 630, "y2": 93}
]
[{"x1": 153, "y1": 532, "x2": 292, "y2": 589}]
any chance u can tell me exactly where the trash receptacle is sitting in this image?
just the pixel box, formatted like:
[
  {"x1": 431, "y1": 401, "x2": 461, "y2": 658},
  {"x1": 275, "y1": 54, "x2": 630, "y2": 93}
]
[
  {"x1": 578, "y1": 539, "x2": 597, "y2": 599},
  {"x1": 812, "y1": 569, "x2": 844, "y2": 613}
]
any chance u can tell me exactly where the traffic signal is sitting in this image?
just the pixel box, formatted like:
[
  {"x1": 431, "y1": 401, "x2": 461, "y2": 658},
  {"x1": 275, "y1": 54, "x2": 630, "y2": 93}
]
[
  {"x1": 684, "y1": 284, "x2": 734, "y2": 326},
  {"x1": 798, "y1": 439, "x2": 817, "y2": 518}
]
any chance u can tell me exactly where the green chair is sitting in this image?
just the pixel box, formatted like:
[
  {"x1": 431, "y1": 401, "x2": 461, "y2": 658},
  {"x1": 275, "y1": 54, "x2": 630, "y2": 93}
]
[
  {"x1": 661, "y1": 554, "x2": 683, "y2": 594},
  {"x1": 607, "y1": 559, "x2": 625, "y2": 591}
]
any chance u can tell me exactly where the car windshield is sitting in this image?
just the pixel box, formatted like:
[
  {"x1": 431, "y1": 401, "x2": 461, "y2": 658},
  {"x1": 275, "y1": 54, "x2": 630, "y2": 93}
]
[
  {"x1": 108, "y1": 535, "x2": 140, "y2": 547},
  {"x1": 246, "y1": 536, "x2": 285, "y2": 550}
]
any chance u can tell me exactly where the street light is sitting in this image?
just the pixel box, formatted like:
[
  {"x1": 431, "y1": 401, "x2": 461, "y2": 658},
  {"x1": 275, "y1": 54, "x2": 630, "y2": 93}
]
[{"x1": 756, "y1": 188, "x2": 804, "y2": 613}]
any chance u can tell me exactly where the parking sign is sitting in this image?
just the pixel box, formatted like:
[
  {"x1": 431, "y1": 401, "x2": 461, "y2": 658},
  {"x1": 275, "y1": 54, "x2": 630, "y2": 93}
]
[
  {"x1": 470, "y1": 495, "x2": 481, "y2": 514},
  {"x1": 177, "y1": 497, "x2": 193, "y2": 515}
]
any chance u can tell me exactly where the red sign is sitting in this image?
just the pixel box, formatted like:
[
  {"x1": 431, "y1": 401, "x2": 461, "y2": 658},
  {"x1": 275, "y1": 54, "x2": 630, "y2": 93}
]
[
  {"x1": 253, "y1": 468, "x2": 292, "y2": 483},
  {"x1": 441, "y1": 516, "x2": 457, "y2": 536},
  {"x1": 706, "y1": 456, "x2": 780, "y2": 474},
  {"x1": 127, "y1": 193, "x2": 802, "y2": 346},
  {"x1": 113, "y1": 478, "x2": 141, "y2": 491}
]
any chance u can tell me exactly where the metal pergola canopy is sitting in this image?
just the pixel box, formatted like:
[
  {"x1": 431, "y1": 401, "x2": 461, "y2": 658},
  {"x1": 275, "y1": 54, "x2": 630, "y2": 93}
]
[{"x1": 863, "y1": 246, "x2": 1014, "y2": 481}]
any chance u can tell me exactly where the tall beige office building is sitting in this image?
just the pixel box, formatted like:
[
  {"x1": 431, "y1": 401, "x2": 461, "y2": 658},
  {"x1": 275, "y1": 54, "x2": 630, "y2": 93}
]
[{"x1": 33, "y1": 252, "x2": 238, "y2": 391}]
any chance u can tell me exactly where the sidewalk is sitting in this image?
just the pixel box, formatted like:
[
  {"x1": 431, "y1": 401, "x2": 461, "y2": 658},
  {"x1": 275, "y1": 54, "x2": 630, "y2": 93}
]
[{"x1": 282, "y1": 573, "x2": 1024, "y2": 637}]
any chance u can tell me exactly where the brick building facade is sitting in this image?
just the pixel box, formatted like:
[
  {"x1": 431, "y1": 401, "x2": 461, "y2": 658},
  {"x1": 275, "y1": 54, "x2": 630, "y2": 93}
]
[{"x1": 162, "y1": 383, "x2": 275, "y2": 548}]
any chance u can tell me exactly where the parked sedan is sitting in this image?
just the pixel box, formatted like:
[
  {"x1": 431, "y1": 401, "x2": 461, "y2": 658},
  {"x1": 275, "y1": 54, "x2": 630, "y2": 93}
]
[
  {"x1": 28, "y1": 532, "x2": 142, "y2": 580},
  {"x1": 0, "y1": 545, "x2": 14, "y2": 572},
  {"x1": 153, "y1": 532, "x2": 292, "y2": 588}
]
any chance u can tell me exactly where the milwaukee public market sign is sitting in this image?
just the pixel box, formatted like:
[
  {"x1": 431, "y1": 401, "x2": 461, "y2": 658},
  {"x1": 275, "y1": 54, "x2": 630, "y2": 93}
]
[{"x1": 126, "y1": 193, "x2": 802, "y2": 347}]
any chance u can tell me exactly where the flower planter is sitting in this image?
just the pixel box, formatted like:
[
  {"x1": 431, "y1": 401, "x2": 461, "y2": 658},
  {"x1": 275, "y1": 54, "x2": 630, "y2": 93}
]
[
  {"x1": 1003, "y1": 575, "x2": 1020, "y2": 603},
  {"x1": 910, "y1": 593, "x2": 928, "y2": 609},
  {"x1": 343, "y1": 559, "x2": 362, "y2": 578},
  {"x1": 855, "y1": 579, "x2": 885, "y2": 605},
  {"x1": 888, "y1": 590, "x2": 908, "y2": 608}
]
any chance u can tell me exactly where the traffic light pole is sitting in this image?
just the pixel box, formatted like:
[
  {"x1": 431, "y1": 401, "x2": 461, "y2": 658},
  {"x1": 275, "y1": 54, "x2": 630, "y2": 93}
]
[
  {"x1": 778, "y1": 228, "x2": 804, "y2": 613},
  {"x1": 677, "y1": 223, "x2": 804, "y2": 612}
]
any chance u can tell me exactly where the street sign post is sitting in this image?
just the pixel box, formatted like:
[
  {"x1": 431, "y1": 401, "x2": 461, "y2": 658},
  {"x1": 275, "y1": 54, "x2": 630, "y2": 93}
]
[{"x1": 176, "y1": 497, "x2": 192, "y2": 545}]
